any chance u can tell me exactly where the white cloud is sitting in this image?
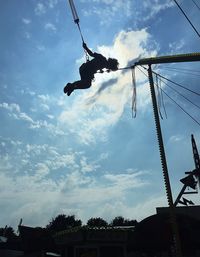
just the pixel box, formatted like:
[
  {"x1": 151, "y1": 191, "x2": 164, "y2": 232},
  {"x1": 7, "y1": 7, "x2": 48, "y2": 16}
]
[
  {"x1": 18, "y1": 112, "x2": 34, "y2": 123},
  {"x1": 35, "y1": 163, "x2": 50, "y2": 179},
  {"x1": 170, "y1": 135, "x2": 183, "y2": 142},
  {"x1": 0, "y1": 137, "x2": 152, "y2": 228},
  {"x1": 24, "y1": 32, "x2": 31, "y2": 39},
  {"x1": 35, "y1": 3, "x2": 46, "y2": 15},
  {"x1": 37, "y1": 45, "x2": 46, "y2": 51},
  {"x1": 44, "y1": 23, "x2": 57, "y2": 32},
  {"x1": 0, "y1": 102, "x2": 65, "y2": 136},
  {"x1": 80, "y1": 156, "x2": 100, "y2": 173},
  {"x1": 81, "y1": 0, "x2": 133, "y2": 26},
  {"x1": 142, "y1": 0, "x2": 174, "y2": 21},
  {"x1": 40, "y1": 103, "x2": 50, "y2": 111},
  {"x1": 169, "y1": 39, "x2": 185, "y2": 54},
  {"x1": 0, "y1": 102, "x2": 20, "y2": 112},
  {"x1": 46, "y1": 114, "x2": 54, "y2": 119},
  {"x1": 96, "y1": 195, "x2": 167, "y2": 222},
  {"x1": 22, "y1": 18, "x2": 31, "y2": 25},
  {"x1": 104, "y1": 170, "x2": 148, "y2": 190},
  {"x1": 38, "y1": 94, "x2": 50, "y2": 102},
  {"x1": 48, "y1": 0, "x2": 58, "y2": 8},
  {"x1": 2, "y1": 135, "x2": 197, "y2": 227},
  {"x1": 81, "y1": 0, "x2": 174, "y2": 26},
  {"x1": 34, "y1": 0, "x2": 58, "y2": 16}
]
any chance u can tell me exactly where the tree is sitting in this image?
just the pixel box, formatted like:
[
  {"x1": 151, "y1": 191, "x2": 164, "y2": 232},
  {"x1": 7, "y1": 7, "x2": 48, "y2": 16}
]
[
  {"x1": 0, "y1": 226, "x2": 17, "y2": 240},
  {"x1": 111, "y1": 216, "x2": 138, "y2": 226},
  {"x1": 46, "y1": 214, "x2": 82, "y2": 233},
  {"x1": 87, "y1": 217, "x2": 108, "y2": 227},
  {"x1": 124, "y1": 219, "x2": 138, "y2": 226},
  {"x1": 111, "y1": 216, "x2": 125, "y2": 226}
]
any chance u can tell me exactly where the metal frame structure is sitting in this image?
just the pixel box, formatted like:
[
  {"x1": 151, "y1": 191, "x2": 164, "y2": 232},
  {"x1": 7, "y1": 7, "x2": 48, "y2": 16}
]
[{"x1": 134, "y1": 52, "x2": 200, "y2": 257}]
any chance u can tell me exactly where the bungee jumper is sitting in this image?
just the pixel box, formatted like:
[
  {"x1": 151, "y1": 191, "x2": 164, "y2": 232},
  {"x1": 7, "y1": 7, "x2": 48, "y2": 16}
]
[
  {"x1": 64, "y1": 42, "x2": 119, "y2": 96},
  {"x1": 64, "y1": 0, "x2": 119, "y2": 96}
]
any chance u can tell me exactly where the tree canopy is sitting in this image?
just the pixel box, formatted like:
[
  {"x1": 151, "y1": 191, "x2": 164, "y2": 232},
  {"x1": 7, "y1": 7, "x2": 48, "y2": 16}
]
[
  {"x1": 0, "y1": 226, "x2": 17, "y2": 240},
  {"x1": 0, "y1": 214, "x2": 138, "y2": 236},
  {"x1": 111, "y1": 216, "x2": 138, "y2": 226},
  {"x1": 46, "y1": 214, "x2": 82, "y2": 233},
  {"x1": 87, "y1": 217, "x2": 108, "y2": 227}
]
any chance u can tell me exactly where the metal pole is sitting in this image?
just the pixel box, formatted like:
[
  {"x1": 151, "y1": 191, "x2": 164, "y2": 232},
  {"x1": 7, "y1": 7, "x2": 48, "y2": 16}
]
[{"x1": 148, "y1": 65, "x2": 182, "y2": 257}]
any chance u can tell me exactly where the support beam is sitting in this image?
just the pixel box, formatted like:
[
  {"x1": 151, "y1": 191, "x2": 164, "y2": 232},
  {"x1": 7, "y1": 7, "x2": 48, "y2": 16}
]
[
  {"x1": 148, "y1": 65, "x2": 183, "y2": 257},
  {"x1": 135, "y1": 52, "x2": 200, "y2": 66}
]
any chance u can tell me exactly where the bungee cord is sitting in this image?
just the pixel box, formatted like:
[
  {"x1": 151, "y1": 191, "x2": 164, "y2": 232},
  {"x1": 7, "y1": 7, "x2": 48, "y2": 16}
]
[
  {"x1": 68, "y1": 0, "x2": 89, "y2": 61},
  {"x1": 131, "y1": 67, "x2": 137, "y2": 118}
]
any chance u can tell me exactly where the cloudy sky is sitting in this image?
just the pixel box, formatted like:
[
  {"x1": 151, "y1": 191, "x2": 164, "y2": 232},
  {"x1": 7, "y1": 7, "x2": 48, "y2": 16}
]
[{"x1": 1, "y1": 0, "x2": 200, "y2": 229}]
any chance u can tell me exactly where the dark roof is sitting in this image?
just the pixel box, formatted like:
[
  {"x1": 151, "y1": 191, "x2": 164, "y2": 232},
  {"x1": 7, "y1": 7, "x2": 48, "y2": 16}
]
[
  {"x1": 54, "y1": 226, "x2": 135, "y2": 245},
  {"x1": 130, "y1": 212, "x2": 200, "y2": 251},
  {"x1": 19, "y1": 226, "x2": 57, "y2": 253}
]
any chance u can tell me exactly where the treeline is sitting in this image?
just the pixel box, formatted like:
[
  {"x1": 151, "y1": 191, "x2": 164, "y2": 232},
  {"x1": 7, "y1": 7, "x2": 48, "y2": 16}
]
[
  {"x1": 0, "y1": 214, "x2": 138, "y2": 239},
  {"x1": 46, "y1": 214, "x2": 138, "y2": 234}
]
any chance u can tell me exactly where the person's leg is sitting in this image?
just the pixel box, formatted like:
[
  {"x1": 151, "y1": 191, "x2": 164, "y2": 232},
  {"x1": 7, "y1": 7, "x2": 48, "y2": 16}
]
[
  {"x1": 73, "y1": 80, "x2": 91, "y2": 90},
  {"x1": 64, "y1": 79, "x2": 92, "y2": 96},
  {"x1": 63, "y1": 82, "x2": 72, "y2": 94}
]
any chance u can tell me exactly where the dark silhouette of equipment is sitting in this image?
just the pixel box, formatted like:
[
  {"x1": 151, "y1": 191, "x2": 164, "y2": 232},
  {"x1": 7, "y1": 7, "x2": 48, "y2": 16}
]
[{"x1": 174, "y1": 134, "x2": 200, "y2": 206}]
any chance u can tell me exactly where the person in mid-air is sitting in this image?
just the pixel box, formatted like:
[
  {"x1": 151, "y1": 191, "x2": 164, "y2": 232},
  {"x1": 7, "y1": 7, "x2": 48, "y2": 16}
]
[{"x1": 64, "y1": 42, "x2": 119, "y2": 96}]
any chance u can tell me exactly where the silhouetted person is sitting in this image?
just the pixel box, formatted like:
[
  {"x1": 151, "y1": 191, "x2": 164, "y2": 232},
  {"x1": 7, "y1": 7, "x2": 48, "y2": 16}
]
[{"x1": 64, "y1": 42, "x2": 119, "y2": 96}]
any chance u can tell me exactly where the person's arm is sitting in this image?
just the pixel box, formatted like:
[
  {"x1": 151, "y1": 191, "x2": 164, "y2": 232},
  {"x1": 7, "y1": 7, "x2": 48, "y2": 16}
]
[{"x1": 82, "y1": 42, "x2": 95, "y2": 57}]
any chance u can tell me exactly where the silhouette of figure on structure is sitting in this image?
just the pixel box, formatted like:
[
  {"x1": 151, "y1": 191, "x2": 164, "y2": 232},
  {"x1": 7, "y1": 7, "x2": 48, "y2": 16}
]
[{"x1": 64, "y1": 42, "x2": 119, "y2": 96}]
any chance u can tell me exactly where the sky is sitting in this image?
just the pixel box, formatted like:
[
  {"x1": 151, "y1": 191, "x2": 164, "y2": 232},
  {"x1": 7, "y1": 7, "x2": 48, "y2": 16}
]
[{"x1": 0, "y1": 0, "x2": 200, "y2": 230}]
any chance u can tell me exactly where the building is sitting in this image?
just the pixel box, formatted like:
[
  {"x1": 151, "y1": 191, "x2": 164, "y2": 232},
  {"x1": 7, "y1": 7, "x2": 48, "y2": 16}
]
[
  {"x1": 54, "y1": 226, "x2": 135, "y2": 257},
  {"x1": 16, "y1": 206, "x2": 200, "y2": 257}
]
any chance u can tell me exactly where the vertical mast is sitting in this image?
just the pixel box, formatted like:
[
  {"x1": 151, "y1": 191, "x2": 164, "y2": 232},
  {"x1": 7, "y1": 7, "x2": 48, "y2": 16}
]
[{"x1": 148, "y1": 65, "x2": 182, "y2": 257}]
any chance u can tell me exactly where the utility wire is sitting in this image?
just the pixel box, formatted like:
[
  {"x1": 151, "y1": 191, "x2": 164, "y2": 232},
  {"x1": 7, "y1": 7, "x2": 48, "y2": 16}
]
[
  {"x1": 160, "y1": 66, "x2": 200, "y2": 73},
  {"x1": 152, "y1": 70, "x2": 200, "y2": 97},
  {"x1": 138, "y1": 65, "x2": 200, "y2": 127},
  {"x1": 160, "y1": 87, "x2": 200, "y2": 127},
  {"x1": 137, "y1": 66, "x2": 168, "y2": 119},
  {"x1": 160, "y1": 67, "x2": 200, "y2": 77},
  {"x1": 192, "y1": 0, "x2": 200, "y2": 11},
  {"x1": 173, "y1": 0, "x2": 200, "y2": 39},
  {"x1": 155, "y1": 73, "x2": 164, "y2": 119},
  {"x1": 159, "y1": 77, "x2": 200, "y2": 110},
  {"x1": 156, "y1": 73, "x2": 168, "y2": 119},
  {"x1": 142, "y1": 65, "x2": 200, "y2": 96}
]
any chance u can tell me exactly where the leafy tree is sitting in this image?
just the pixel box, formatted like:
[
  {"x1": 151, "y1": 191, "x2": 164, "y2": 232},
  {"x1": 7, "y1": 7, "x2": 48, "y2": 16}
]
[
  {"x1": 111, "y1": 216, "x2": 125, "y2": 226},
  {"x1": 87, "y1": 217, "x2": 108, "y2": 227},
  {"x1": 0, "y1": 226, "x2": 17, "y2": 240},
  {"x1": 111, "y1": 216, "x2": 138, "y2": 226},
  {"x1": 46, "y1": 214, "x2": 82, "y2": 233},
  {"x1": 124, "y1": 219, "x2": 138, "y2": 226}
]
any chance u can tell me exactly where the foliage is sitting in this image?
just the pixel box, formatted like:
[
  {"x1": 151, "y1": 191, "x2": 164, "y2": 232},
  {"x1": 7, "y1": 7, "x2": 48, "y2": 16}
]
[
  {"x1": 87, "y1": 217, "x2": 108, "y2": 227},
  {"x1": 0, "y1": 215, "x2": 138, "y2": 236},
  {"x1": 0, "y1": 226, "x2": 17, "y2": 240},
  {"x1": 111, "y1": 216, "x2": 138, "y2": 226},
  {"x1": 46, "y1": 214, "x2": 82, "y2": 233}
]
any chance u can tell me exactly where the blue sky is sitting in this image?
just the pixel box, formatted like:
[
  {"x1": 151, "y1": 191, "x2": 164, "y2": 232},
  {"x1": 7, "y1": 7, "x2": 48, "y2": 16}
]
[{"x1": 0, "y1": 0, "x2": 200, "y2": 229}]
